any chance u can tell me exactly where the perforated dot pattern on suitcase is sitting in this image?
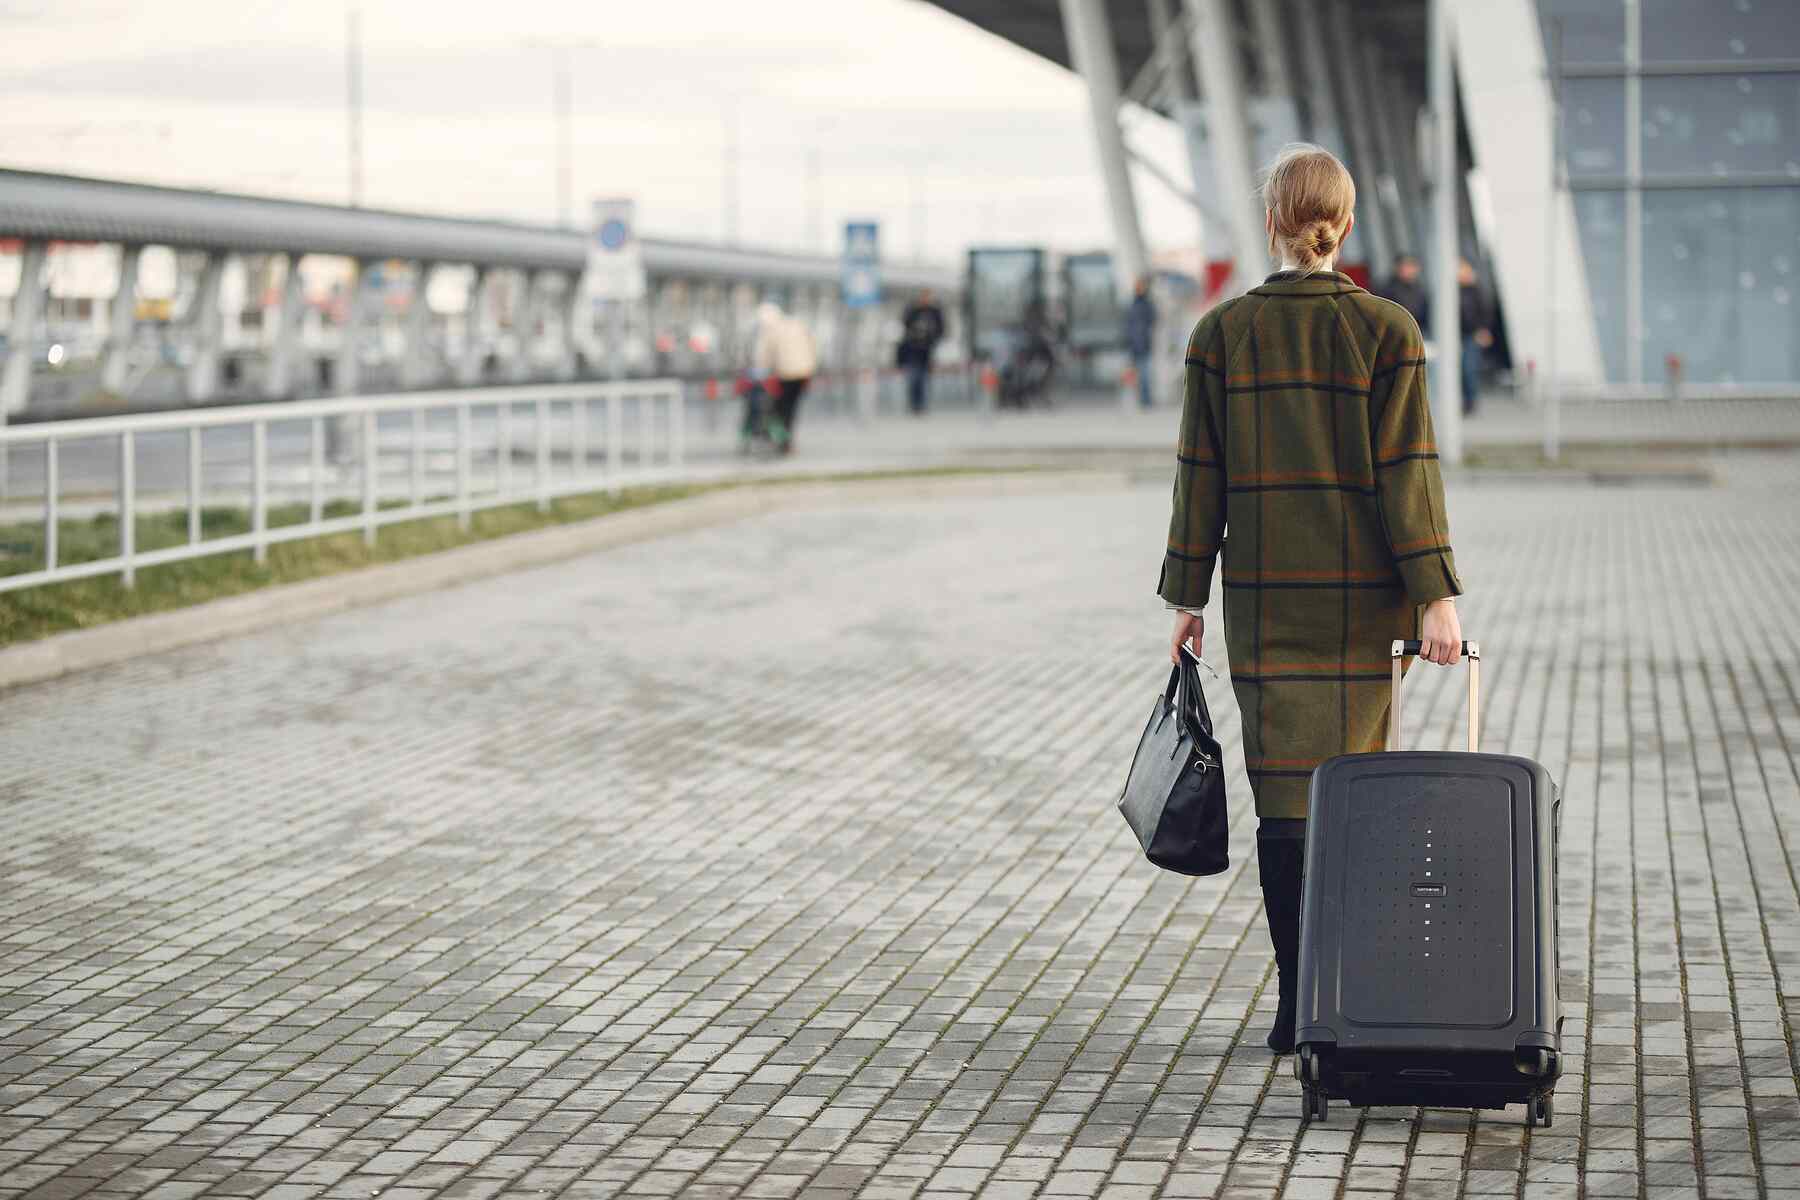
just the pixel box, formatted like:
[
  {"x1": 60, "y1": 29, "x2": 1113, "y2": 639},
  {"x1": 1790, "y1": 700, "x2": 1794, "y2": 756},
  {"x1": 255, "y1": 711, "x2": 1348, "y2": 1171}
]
[{"x1": 1338, "y1": 771, "x2": 1515, "y2": 1028}]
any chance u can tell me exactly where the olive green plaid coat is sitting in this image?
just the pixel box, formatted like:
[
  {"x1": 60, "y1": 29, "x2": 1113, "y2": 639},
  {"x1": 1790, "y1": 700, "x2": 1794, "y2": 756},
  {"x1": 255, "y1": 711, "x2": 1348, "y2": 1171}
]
[{"x1": 1158, "y1": 271, "x2": 1463, "y2": 818}]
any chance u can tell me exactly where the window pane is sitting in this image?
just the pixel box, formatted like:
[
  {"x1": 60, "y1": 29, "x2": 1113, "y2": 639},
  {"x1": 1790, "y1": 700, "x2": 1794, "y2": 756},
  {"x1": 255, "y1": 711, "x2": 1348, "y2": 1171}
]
[
  {"x1": 1562, "y1": 78, "x2": 1627, "y2": 177},
  {"x1": 1642, "y1": 73, "x2": 1800, "y2": 178},
  {"x1": 1641, "y1": 187, "x2": 1800, "y2": 383},
  {"x1": 1571, "y1": 190, "x2": 1628, "y2": 380},
  {"x1": 1537, "y1": 0, "x2": 1625, "y2": 64},
  {"x1": 1642, "y1": 0, "x2": 1800, "y2": 63}
]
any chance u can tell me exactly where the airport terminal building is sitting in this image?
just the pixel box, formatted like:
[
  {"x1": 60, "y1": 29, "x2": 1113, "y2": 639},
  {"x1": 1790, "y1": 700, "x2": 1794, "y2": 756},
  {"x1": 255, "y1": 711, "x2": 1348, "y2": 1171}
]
[{"x1": 934, "y1": 0, "x2": 1800, "y2": 392}]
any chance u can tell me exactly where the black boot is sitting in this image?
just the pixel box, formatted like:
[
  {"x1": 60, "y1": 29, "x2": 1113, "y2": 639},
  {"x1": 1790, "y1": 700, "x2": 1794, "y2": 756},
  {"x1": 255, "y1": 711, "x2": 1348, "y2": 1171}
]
[{"x1": 1257, "y1": 821, "x2": 1307, "y2": 1054}]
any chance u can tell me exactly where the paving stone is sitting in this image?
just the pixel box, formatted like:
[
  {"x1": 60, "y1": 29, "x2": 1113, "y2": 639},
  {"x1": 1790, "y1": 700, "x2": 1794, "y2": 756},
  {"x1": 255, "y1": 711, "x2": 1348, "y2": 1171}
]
[{"x1": 1, "y1": 458, "x2": 1797, "y2": 1199}]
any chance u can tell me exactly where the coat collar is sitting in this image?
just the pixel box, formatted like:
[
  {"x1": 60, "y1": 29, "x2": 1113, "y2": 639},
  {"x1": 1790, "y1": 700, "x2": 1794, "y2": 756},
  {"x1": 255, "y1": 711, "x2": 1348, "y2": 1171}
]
[{"x1": 1249, "y1": 270, "x2": 1362, "y2": 297}]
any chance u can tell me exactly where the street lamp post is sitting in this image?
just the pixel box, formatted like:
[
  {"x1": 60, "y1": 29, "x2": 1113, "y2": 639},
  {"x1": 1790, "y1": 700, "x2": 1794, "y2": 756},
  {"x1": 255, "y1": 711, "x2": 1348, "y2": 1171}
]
[{"x1": 524, "y1": 39, "x2": 602, "y2": 229}]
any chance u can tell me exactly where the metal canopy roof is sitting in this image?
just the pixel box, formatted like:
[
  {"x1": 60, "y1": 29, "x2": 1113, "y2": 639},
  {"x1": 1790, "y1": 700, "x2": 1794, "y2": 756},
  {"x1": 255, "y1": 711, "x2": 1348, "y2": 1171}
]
[
  {"x1": 924, "y1": 0, "x2": 1430, "y2": 113},
  {"x1": 0, "y1": 168, "x2": 957, "y2": 292},
  {"x1": 927, "y1": 0, "x2": 1157, "y2": 83}
]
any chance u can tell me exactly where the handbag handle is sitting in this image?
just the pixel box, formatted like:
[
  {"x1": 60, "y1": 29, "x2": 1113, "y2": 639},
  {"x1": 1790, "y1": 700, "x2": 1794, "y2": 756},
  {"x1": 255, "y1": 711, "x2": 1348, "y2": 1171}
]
[{"x1": 1164, "y1": 646, "x2": 1210, "y2": 744}]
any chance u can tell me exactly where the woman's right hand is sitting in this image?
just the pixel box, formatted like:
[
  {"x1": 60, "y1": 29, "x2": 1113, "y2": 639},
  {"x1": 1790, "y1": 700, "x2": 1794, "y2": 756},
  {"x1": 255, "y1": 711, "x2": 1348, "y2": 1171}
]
[
  {"x1": 1418, "y1": 599, "x2": 1462, "y2": 665},
  {"x1": 1171, "y1": 611, "x2": 1204, "y2": 664}
]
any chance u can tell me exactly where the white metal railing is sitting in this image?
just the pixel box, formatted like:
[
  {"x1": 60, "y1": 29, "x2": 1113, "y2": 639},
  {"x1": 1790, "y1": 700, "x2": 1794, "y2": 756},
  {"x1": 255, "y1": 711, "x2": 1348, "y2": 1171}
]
[{"x1": 0, "y1": 379, "x2": 685, "y2": 594}]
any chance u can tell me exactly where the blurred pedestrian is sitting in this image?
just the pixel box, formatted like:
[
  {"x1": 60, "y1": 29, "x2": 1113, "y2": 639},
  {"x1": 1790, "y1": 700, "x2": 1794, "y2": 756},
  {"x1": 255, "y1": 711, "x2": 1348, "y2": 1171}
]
[
  {"x1": 896, "y1": 288, "x2": 945, "y2": 415},
  {"x1": 1376, "y1": 253, "x2": 1428, "y2": 331},
  {"x1": 1123, "y1": 276, "x2": 1158, "y2": 409},
  {"x1": 753, "y1": 301, "x2": 818, "y2": 455},
  {"x1": 1458, "y1": 258, "x2": 1494, "y2": 416}
]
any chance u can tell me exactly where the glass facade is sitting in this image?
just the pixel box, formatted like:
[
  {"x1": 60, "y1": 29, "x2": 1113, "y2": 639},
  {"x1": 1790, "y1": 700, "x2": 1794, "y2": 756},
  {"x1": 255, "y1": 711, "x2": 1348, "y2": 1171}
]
[{"x1": 1540, "y1": 0, "x2": 1800, "y2": 384}]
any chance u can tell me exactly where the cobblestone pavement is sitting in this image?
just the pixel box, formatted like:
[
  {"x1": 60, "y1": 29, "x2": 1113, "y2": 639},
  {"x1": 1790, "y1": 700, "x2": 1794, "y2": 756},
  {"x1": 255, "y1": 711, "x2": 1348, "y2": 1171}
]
[{"x1": 3, "y1": 455, "x2": 1798, "y2": 1199}]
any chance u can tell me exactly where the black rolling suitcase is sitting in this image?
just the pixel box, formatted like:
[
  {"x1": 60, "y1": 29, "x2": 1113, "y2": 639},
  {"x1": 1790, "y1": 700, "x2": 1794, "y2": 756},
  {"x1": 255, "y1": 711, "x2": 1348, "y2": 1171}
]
[{"x1": 1294, "y1": 639, "x2": 1562, "y2": 1126}]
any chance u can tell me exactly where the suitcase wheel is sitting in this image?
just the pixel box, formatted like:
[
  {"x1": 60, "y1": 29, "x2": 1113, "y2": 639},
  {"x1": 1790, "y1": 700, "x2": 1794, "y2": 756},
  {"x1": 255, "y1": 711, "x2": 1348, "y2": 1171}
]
[
  {"x1": 1517, "y1": 1046, "x2": 1560, "y2": 1079},
  {"x1": 1302, "y1": 1085, "x2": 1329, "y2": 1124},
  {"x1": 1296, "y1": 1044, "x2": 1322, "y2": 1085},
  {"x1": 1530, "y1": 1093, "x2": 1554, "y2": 1128}
]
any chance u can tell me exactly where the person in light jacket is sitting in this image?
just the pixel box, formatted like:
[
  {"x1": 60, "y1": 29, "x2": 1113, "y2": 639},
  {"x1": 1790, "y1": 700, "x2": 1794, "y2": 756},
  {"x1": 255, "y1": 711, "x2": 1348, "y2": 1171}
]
[
  {"x1": 753, "y1": 302, "x2": 819, "y2": 455},
  {"x1": 1160, "y1": 144, "x2": 1465, "y2": 1055}
]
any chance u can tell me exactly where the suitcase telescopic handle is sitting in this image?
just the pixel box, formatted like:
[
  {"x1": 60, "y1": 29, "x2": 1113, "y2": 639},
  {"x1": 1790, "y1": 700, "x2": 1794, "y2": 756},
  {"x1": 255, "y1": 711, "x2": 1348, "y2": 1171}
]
[{"x1": 1388, "y1": 640, "x2": 1481, "y2": 753}]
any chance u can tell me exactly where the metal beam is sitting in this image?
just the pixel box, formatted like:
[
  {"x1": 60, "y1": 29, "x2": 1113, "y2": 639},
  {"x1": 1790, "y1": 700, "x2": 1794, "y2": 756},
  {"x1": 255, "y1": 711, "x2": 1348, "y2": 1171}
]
[
  {"x1": 1248, "y1": 0, "x2": 1292, "y2": 99},
  {"x1": 1624, "y1": 0, "x2": 1643, "y2": 384},
  {"x1": 1325, "y1": 0, "x2": 1396, "y2": 270},
  {"x1": 1125, "y1": 142, "x2": 1226, "y2": 226},
  {"x1": 1059, "y1": 0, "x2": 1151, "y2": 295},
  {"x1": 1360, "y1": 37, "x2": 1419, "y2": 256},
  {"x1": 1379, "y1": 72, "x2": 1430, "y2": 256},
  {"x1": 1429, "y1": 0, "x2": 1463, "y2": 463},
  {"x1": 0, "y1": 168, "x2": 959, "y2": 294},
  {"x1": 1145, "y1": 0, "x2": 1196, "y2": 103},
  {"x1": 1186, "y1": 0, "x2": 1266, "y2": 290},
  {"x1": 1290, "y1": 0, "x2": 1349, "y2": 156}
]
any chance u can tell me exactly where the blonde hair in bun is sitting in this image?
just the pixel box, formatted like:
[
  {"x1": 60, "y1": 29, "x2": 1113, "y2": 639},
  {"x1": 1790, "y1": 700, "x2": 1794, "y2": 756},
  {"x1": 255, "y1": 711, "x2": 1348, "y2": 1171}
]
[{"x1": 1260, "y1": 143, "x2": 1356, "y2": 275}]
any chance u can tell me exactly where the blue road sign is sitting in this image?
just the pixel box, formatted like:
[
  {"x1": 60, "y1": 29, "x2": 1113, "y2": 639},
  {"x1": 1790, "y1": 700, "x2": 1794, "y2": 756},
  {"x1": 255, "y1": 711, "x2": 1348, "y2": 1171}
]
[{"x1": 842, "y1": 221, "x2": 880, "y2": 309}]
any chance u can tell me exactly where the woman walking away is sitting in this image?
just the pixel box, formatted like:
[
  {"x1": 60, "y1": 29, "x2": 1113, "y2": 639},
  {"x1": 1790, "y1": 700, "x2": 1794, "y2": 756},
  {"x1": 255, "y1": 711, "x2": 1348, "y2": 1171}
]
[{"x1": 1158, "y1": 144, "x2": 1465, "y2": 1054}]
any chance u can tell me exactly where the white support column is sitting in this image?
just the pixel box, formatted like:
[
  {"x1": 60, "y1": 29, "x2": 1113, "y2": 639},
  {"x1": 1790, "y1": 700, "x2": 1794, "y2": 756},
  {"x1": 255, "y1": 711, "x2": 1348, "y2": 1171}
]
[
  {"x1": 557, "y1": 269, "x2": 586, "y2": 381},
  {"x1": 1429, "y1": 0, "x2": 1463, "y2": 464},
  {"x1": 1378, "y1": 71, "x2": 1430, "y2": 256},
  {"x1": 1453, "y1": 0, "x2": 1605, "y2": 387},
  {"x1": 326, "y1": 259, "x2": 376, "y2": 463},
  {"x1": 0, "y1": 239, "x2": 47, "y2": 416},
  {"x1": 1623, "y1": 0, "x2": 1642, "y2": 384},
  {"x1": 1325, "y1": 0, "x2": 1395, "y2": 271},
  {"x1": 459, "y1": 266, "x2": 492, "y2": 385},
  {"x1": 1058, "y1": 0, "x2": 1150, "y2": 295},
  {"x1": 606, "y1": 298, "x2": 627, "y2": 381},
  {"x1": 100, "y1": 243, "x2": 142, "y2": 396},
  {"x1": 185, "y1": 251, "x2": 226, "y2": 403},
  {"x1": 1185, "y1": 0, "x2": 1266, "y2": 291},
  {"x1": 265, "y1": 253, "x2": 306, "y2": 399},
  {"x1": 402, "y1": 260, "x2": 437, "y2": 389},
  {"x1": 1247, "y1": 0, "x2": 1291, "y2": 99},
  {"x1": 506, "y1": 269, "x2": 538, "y2": 384},
  {"x1": 1146, "y1": 0, "x2": 1195, "y2": 103},
  {"x1": 336, "y1": 257, "x2": 377, "y2": 397}
]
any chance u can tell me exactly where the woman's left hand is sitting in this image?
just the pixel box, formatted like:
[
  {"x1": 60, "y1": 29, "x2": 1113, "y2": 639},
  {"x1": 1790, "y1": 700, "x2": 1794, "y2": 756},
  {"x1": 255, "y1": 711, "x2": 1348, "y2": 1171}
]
[{"x1": 1171, "y1": 611, "x2": 1204, "y2": 664}]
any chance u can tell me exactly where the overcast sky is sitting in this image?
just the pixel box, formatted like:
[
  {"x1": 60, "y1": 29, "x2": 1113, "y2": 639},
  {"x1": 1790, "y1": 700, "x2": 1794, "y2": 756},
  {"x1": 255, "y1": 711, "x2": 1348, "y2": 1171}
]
[{"x1": 3, "y1": 0, "x2": 1199, "y2": 267}]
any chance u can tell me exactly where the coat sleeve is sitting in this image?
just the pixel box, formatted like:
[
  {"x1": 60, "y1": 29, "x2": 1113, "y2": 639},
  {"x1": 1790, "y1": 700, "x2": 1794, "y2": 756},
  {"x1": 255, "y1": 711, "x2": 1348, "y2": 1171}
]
[
  {"x1": 1157, "y1": 314, "x2": 1227, "y2": 610},
  {"x1": 1372, "y1": 319, "x2": 1464, "y2": 605}
]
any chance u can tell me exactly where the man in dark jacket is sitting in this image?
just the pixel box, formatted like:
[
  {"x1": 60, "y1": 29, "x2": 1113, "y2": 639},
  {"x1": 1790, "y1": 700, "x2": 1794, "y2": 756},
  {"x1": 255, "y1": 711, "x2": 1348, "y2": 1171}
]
[
  {"x1": 1123, "y1": 276, "x2": 1157, "y2": 409},
  {"x1": 1375, "y1": 254, "x2": 1429, "y2": 331},
  {"x1": 896, "y1": 289, "x2": 945, "y2": 415},
  {"x1": 1458, "y1": 259, "x2": 1494, "y2": 416}
]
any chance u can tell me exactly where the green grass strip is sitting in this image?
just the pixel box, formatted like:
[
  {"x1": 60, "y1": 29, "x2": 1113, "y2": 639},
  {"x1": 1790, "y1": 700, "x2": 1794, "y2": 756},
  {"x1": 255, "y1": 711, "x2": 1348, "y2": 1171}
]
[{"x1": 0, "y1": 465, "x2": 1048, "y2": 646}]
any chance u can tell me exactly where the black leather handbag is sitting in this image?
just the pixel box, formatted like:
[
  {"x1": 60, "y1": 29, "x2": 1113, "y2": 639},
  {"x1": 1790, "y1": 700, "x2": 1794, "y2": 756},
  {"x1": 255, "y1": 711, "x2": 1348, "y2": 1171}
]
[{"x1": 1117, "y1": 645, "x2": 1230, "y2": 876}]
